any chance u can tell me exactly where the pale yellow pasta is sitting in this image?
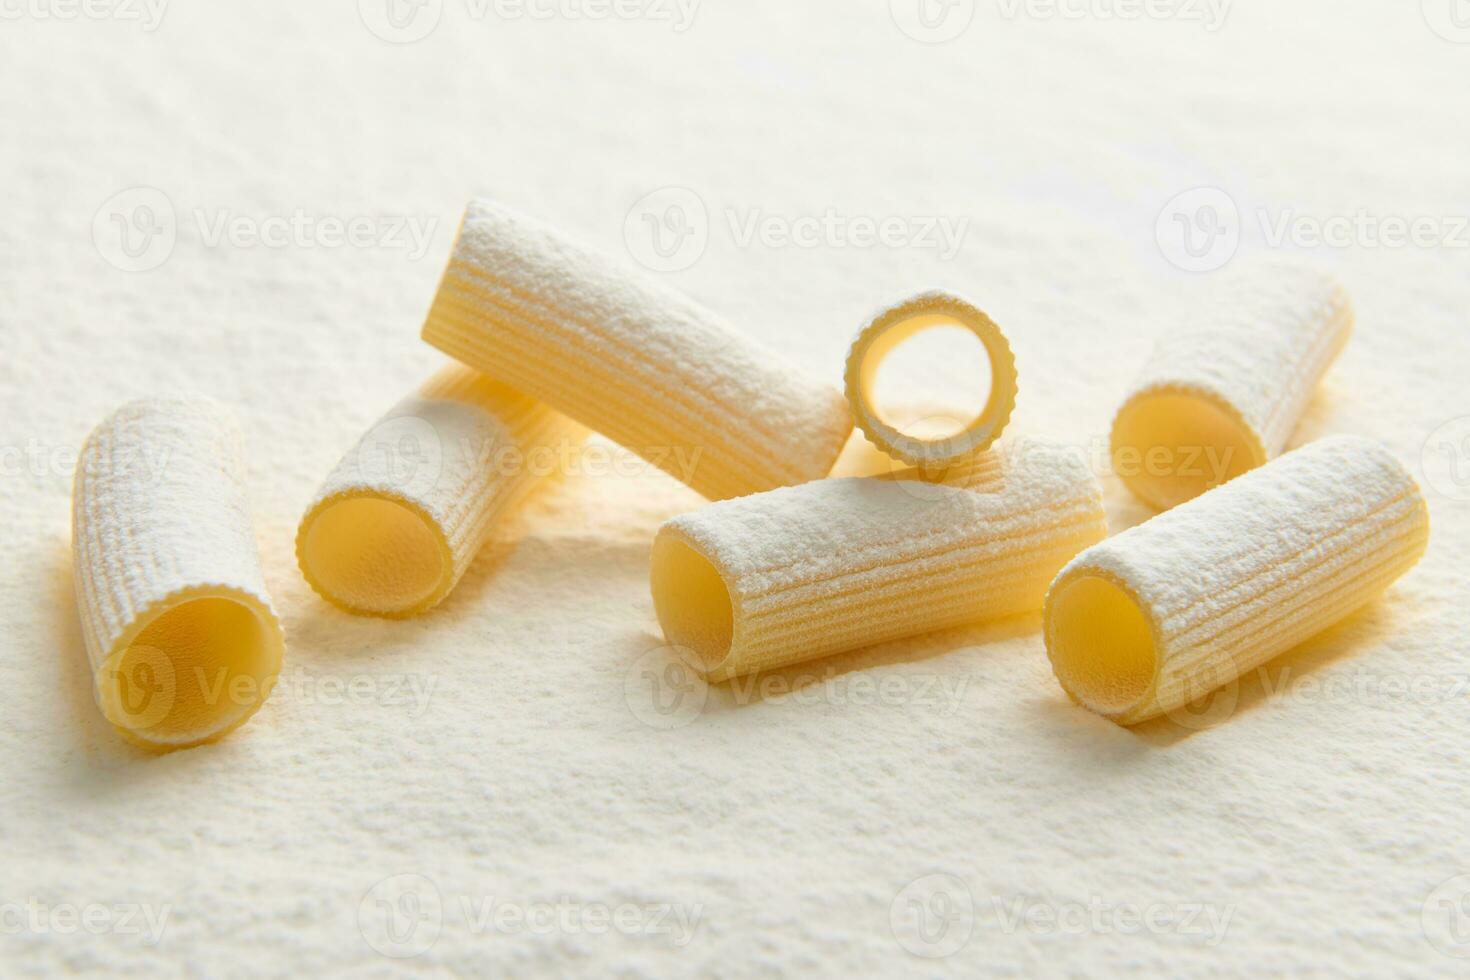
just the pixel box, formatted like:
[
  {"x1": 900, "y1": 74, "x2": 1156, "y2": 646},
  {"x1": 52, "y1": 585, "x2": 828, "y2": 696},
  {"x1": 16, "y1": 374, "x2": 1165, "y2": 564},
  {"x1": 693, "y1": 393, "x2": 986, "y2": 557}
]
[
  {"x1": 1111, "y1": 258, "x2": 1352, "y2": 510},
  {"x1": 297, "y1": 364, "x2": 582, "y2": 618},
  {"x1": 844, "y1": 291, "x2": 1018, "y2": 467},
  {"x1": 72, "y1": 399, "x2": 285, "y2": 749},
  {"x1": 1045, "y1": 435, "x2": 1429, "y2": 726},
  {"x1": 652, "y1": 440, "x2": 1106, "y2": 681},
  {"x1": 421, "y1": 199, "x2": 853, "y2": 501}
]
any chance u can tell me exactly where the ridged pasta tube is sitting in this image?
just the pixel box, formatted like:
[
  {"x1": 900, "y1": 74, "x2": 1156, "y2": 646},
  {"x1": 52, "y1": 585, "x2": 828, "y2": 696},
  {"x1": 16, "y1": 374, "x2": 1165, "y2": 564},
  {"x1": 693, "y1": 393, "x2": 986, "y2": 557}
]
[
  {"x1": 297, "y1": 365, "x2": 582, "y2": 618},
  {"x1": 1111, "y1": 259, "x2": 1353, "y2": 510},
  {"x1": 1045, "y1": 435, "x2": 1430, "y2": 726},
  {"x1": 72, "y1": 399, "x2": 285, "y2": 749},
  {"x1": 421, "y1": 199, "x2": 854, "y2": 501},
  {"x1": 845, "y1": 291, "x2": 1018, "y2": 467},
  {"x1": 651, "y1": 440, "x2": 1107, "y2": 681}
]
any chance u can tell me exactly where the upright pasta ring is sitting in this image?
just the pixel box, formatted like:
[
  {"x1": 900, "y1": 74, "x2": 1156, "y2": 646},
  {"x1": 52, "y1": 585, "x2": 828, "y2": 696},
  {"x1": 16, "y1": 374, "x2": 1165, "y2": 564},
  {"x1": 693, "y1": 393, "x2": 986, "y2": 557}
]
[{"x1": 844, "y1": 291, "x2": 1018, "y2": 468}]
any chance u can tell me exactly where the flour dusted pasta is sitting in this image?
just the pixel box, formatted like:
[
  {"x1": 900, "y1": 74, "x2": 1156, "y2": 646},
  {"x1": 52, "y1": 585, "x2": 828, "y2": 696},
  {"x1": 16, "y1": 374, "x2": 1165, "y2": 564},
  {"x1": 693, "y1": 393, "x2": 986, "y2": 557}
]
[{"x1": 1046, "y1": 435, "x2": 1429, "y2": 725}]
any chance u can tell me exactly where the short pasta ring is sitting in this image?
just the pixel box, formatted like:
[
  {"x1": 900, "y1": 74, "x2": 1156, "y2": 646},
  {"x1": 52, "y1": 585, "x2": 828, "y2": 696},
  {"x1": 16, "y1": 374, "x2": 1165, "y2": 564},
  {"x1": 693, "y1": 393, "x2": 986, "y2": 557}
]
[{"x1": 844, "y1": 290, "x2": 1018, "y2": 468}]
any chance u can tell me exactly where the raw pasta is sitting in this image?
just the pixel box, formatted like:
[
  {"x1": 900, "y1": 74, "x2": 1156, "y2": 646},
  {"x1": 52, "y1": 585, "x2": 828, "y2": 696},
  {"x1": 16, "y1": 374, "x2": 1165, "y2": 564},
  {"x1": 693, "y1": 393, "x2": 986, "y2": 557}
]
[
  {"x1": 1045, "y1": 435, "x2": 1429, "y2": 725},
  {"x1": 421, "y1": 199, "x2": 854, "y2": 501},
  {"x1": 845, "y1": 290, "x2": 1018, "y2": 467},
  {"x1": 297, "y1": 364, "x2": 582, "y2": 618},
  {"x1": 651, "y1": 440, "x2": 1106, "y2": 681},
  {"x1": 1111, "y1": 258, "x2": 1353, "y2": 510},
  {"x1": 71, "y1": 399, "x2": 285, "y2": 748}
]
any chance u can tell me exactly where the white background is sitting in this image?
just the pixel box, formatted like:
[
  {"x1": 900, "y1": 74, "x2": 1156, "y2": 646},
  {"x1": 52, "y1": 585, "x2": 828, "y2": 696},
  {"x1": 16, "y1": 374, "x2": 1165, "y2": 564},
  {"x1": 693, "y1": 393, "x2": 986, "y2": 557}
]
[{"x1": 3, "y1": 0, "x2": 1469, "y2": 974}]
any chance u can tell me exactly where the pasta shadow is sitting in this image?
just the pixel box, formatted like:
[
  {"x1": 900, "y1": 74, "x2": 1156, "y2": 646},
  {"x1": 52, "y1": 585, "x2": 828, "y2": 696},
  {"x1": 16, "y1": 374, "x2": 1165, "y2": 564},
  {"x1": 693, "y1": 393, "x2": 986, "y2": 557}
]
[
  {"x1": 1128, "y1": 593, "x2": 1419, "y2": 747},
  {"x1": 704, "y1": 613, "x2": 1041, "y2": 711}
]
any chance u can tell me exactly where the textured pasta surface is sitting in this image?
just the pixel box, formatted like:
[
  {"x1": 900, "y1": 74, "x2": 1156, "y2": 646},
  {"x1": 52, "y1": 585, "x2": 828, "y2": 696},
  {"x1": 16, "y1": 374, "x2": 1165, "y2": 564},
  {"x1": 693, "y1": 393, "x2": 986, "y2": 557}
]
[
  {"x1": 297, "y1": 364, "x2": 582, "y2": 618},
  {"x1": 1046, "y1": 435, "x2": 1430, "y2": 725},
  {"x1": 71, "y1": 399, "x2": 285, "y2": 748},
  {"x1": 1111, "y1": 258, "x2": 1353, "y2": 510},
  {"x1": 652, "y1": 440, "x2": 1107, "y2": 681},
  {"x1": 421, "y1": 199, "x2": 854, "y2": 501},
  {"x1": 845, "y1": 291, "x2": 1018, "y2": 467}
]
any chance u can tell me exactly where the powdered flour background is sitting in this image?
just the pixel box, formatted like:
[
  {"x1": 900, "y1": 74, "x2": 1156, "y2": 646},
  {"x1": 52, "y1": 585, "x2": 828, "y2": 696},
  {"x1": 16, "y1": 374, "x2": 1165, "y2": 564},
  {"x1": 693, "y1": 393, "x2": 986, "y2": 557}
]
[{"x1": 2, "y1": 1, "x2": 1468, "y2": 975}]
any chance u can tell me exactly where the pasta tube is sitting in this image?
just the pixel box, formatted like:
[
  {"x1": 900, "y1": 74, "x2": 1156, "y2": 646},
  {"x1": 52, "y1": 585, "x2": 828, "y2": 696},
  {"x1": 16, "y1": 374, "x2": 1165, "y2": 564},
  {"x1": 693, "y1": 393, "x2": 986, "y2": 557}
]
[
  {"x1": 1045, "y1": 435, "x2": 1430, "y2": 726},
  {"x1": 1111, "y1": 258, "x2": 1353, "y2": 510},
  {"x1": 297, "y1": 364, "x2": 583, "y2": 618},
  {"x1": 844, "y1": 291, "x2": 1018, "y2": 467},
  {"x1": 651, "y1": 440, "x2": 1107, "y2": 681},
  {"x1": 421, "y1": 199, "x2": 853, "y2": 501},
  {"x1": 72, "y1": 399, "x2": 285, "y2": 748}
]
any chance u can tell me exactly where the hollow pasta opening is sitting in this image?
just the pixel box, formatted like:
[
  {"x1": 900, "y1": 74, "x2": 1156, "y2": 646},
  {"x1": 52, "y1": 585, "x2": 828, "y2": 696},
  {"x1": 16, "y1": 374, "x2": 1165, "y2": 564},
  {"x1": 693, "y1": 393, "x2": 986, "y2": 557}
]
[
  {"x1": 298, "y1": 494, "x2": 451, "y2": 617},
  {"x1": 1046, "y1": 573, "x2": 1158, "y2": 718},
  {"x1": 101, "y1": 594, "x2": 282, "y2": 747},
  {"x1": 1111, "y1": 389, "x2": 1265, "y2": 511},
  {"x1": 848, "y1": 296, "x2": 1016, "y2": 466},
  {"x1": 864, "y1": 317, "x2": 993, "y2": 441},
  {"x1": 649, "y1": 533, "x2": 735, "y2": 676}
]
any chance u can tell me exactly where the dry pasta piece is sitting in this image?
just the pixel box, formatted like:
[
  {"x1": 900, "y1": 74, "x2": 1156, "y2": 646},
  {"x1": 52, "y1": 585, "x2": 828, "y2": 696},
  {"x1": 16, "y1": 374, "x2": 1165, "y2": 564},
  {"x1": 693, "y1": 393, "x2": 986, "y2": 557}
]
[
  {"x1": 1111, "y1": 258, "x2": 1353, "y2": 510},
  {"x1": 72, "y1": 399, "x2": 285, "y2": 748},
  {"x1": 844, "y1": 291, "x2": 1018, "y2": 467},
  {"x1": 297, "y1": 364, "x2": 583, "y2": 618},
  {"x1": 651, "y1": 440, "x2": 1106, "y2": 681},
  {"x1": 1045, "y1": 435, "x2": 1429, "y2": 726},
  {"x1": 421, "y1": 199, "x2": 853, "y2": 501}
]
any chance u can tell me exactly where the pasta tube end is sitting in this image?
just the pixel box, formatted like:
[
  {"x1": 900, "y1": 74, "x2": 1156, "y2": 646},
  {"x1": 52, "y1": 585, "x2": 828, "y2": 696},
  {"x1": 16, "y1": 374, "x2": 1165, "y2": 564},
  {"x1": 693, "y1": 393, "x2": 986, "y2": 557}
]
[
  {"x1": 296, "y1": 491, "x2": 456, "y2": 619},
  {"x1": 1043, "y1": 568, "x2": 1159, "y2": 724},
  {"x1": 95, "y1": 586, "x2": 284, "y2": 749},
  {"x1": 845, "y1": 291, "x2": 1018, "y2": 468},
  {"x1": 649, "y1": 529, "x2": 738, "y2": 682},
  {"x1": 1110, "y1": 384, "x2": 1266, "y2": 511}
]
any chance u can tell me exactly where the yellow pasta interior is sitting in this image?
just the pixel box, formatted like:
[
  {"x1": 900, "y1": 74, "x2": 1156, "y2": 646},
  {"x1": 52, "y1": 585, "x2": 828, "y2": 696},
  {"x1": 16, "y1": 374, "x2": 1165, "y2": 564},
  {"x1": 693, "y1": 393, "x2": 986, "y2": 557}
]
[
  {"x1": 1110, "y1": 389, "x2": 1265, "y2": 511},
  {"x1": 847, "y1": 297, "x2": 1017, "y2": 467},
  {"x1": 649, "y1": 533, "x2": 735, "y2": 676},
  {"x1": 297, "y1": 494, "x2": 453, "y2": 618},
  {"x1": 866, "y1": 321, "x2": 993, "y2": 440},
  {"x1": 1045, "y1": 572, "x2": 1158, "y2": 717},
  {"x1": 98, "y1": 591, "x2": 283, "y2": 747}
]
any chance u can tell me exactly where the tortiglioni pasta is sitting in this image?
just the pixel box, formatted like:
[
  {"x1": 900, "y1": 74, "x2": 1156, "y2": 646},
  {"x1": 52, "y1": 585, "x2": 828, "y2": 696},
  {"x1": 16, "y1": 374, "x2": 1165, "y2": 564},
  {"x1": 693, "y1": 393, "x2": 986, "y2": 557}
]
[
  {"x1": 1045, "y1": 435, "x2": 1429, "y2": 725},
  {"x1": 72, "y1": 399, "x2": 285, "y2": 748},
  {"x1": 421, "y1": 199, "x2": 854, "y2": 501},
  {"x1": 297, "y1": 364, "x2": 583, "y2": 618},
  {"x1": 1111, "y1": 258, "x2": 1353, "y2": 510},
  {"x1": 845, "y1": 291, "x2": 1018, "y2": 467},
  {"x1": 651, "y1": 440, "x2": 1106, "y2": 681}
]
